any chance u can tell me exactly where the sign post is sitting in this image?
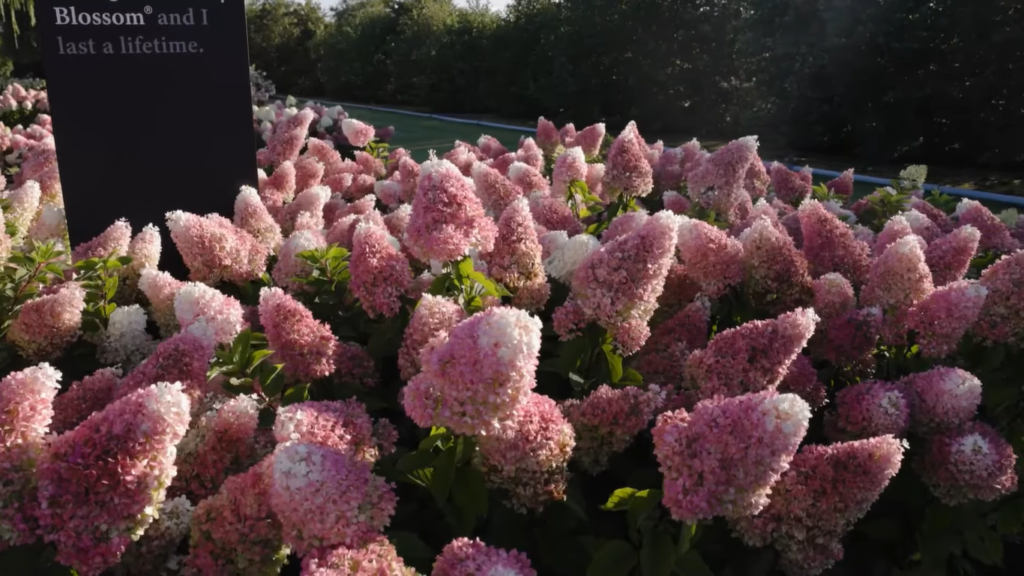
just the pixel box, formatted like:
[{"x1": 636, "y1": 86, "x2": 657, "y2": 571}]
[{"x1": 35, "y1": 0, "x2": 257, "y2": 271}]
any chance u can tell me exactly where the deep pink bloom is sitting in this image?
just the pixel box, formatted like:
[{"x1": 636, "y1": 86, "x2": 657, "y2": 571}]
[
  {"x1": 273, "y1": 229, "x2": 326, "y2": 291},
  {"x1": 38, "y1": 382, "x2": 191, "y2": 576},
  {"x1": 811, "y1": 273, "x2": 856, "y2": 322},
  {"x1": 798, "y1": 200, "x2": 871, "y2": 285},
  {"x1": 778, "y1": 355, "x2": 827, "y2": 409},
  {"x1": 901, "y1": 367, "x2": 982, "y2": 434},
  {"x1": 432, "y1": 537, "x2": 537, "y2": 576},
  {"x1": 536, "y1": 117, "x2": 560, "y2": 155},
  {"x1": 907, "y1": 280, "x2": 987, "y2": 357},
  {"x1": 116, "y1": 330, "x2": 215, "y2": 405},
  {"x1": 654, "y1": 147, "x2": 687, "y2": 192},
  {"x1": 306, "y1": 137, "x2": 343, "y2": 172},
  {"x1": 916, "y1": 422, "x2": 1017, "y2": 505},
  {"x1": 472, "y1": 161, "x2": 523, "y2": 218},
  {"x1": 528, "y1": 192, "x2": 583, "y2": 236},
  {"x1": 973, "y1": 250, "x2": 1024, "y2": 345},
  {"x1": 483, "y1": 198, "x2": 548, "y2": 301},
  {"x1": 675, "y1": 215, "x2": 745, "y2": 298},
  {"x1": 166, "y1": 211, "x2": 270, "y2": 285},
  {"x1": 259, "y1": 287, "x2": 338, "y2": 382},
  {"x1": 402, "y1": 306, "x2": 542, "y2": 436},
  {"x1": 234, "y1": 185, "x2": 283, "y2": 251},
  {"x1": 562, "y1": 385, "x2": 664, "y2": 474},
  {"x1": 398, "y1": 295, "x2": 466, "y2": 381},
  {"x1": 476, "y1": 392, "x2": 576, "y2": 512},
  {"x1": 813, "y1": 307, "x2": 882, "y2": 366},
  {"x1": 508, "y1": 161, "x2": 550, "y2": 195},
  {"x1": 636, "y1": 298, "x2": 710, "y2": 386},
  {"x1": 138, "y1": 269, "x2": 185, "y2": 336},
  {"x1": 653, "y1": 391, "x2": 811, "y2": 522},
  {"x1": 955, "y1": 199, "x2": 1020, "y2": 253},
  {"x1": 559, "y1": 123, "x2": 576, "y2": 146},
  {"x1": 301, "y1": 536, "x2": 416, "y2": 576},
  {"x1": 769, "y1": 163, "x2": 812, "y2": 206},
  {"x1": 739, "y1": 217, "x2": 813, "y2": 314},
  {"x1": 572, "y1": 123, "x2": 606, "y2": 158},
  {"x1": 833, "y1": 381, "x2": 908, "y2": 439},
  {"x1": 72, "y1": 218, "x2": 131, "y2": 262},
  {"x1": 662, "y1": 190, "x2": 691, "y2": 214},
  {"x1": 0, "y1": 363, "x2": 61, "y2": 549},
  {"x1": 341, "y1": 118, "x2": 375, "y2": 148},
  {"x1": 260, "y1": 160, "x2": 297, "y2": 211},
  {"x1": 355, "y1": 150, "x2": 386, "y2": 179},
  {"x1": 551, "y1": 147, "x2": 588, "y2": 198},
  {"x1": 406, "y1": 158, "x2": 497, "y2": 263},
  {"x1": 185, "y1": 456, "x2": 289, "y2": 575},
  {"x1": 602, "y1": 121, "x2": 654, "y2": 198},
  {"x1": 860, "y1": 235, "x2": 934, "y2": 345},
  {"x1": 173, "y1": 395, "x2": 264, "y2": 501},
  {"x1": 268, "y1": 109, "x2": 314, "y2": 164},
  {"x1": 744, "y1": 156, "x2": 770, "y2": 199},
  {"x1": 925, "y1": 226, "x2": 980, "y2": 287},
  {"x1": 283, "y1": 185, "x2": 331, "y2": 234},
  {"x1": 477, "y1": 135, "x2": 509, "y2": 160},
  {"x1": 908, "y1": 198, "x2": 954, "y2": 232},
  {"x1": 50, "y1": 367, "x2": 120, "y2": 435},
  {"x1": 684, "y1": 308, "x2": 819, "y2": 401},
  {"x1": 270, "y1": 442, "x2": 396, "y2": 555},
  {"x1": 488, "y1": 152, "x2": 516, "y2": 176},
  {"x1": 732, "y1": 436, "x2": 905, "y2": 576},
  {"x1": 294, "y1": 156, "x2": 325, "y2": 193},
  {"x1": 325, "y1": 211, "x2": 386, "y2": 250},
  {"x1": 825, "y1": 169, "x2": 854, "y2": 198},
  {"x1": 350, "y1": 223, "x2": 413, "y2": 318},
  {"x1": 687, "y1": 137, "x2": 759, "y2": 223},
  {"x1": 8, "y1": 282, "x2": 85, "y2": 361}
]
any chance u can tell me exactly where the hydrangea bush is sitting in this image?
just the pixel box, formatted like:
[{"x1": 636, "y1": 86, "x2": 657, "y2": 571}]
[{"x1": 0, "y1": 97, "x2": 1022, "y2": 576}]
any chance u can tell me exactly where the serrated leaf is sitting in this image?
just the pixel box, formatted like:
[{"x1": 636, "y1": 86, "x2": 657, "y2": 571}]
[
  {"x1": 587, "y1": 540, "x2": 638, "y2": 576},
  {"x1": 601, "y1": 487, "x2": 639, "y2": 511}
]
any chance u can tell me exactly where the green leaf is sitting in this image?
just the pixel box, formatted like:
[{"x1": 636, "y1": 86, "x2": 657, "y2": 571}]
[
  {"x1": 222, "y1": 377, "x2": 255, "y2": 395},
  {"x1": 247, "y1": 349, "x2": 275, "y2": 372},
  {"x1": 451, "y1": 464, "x2": 489, "y2": 521},
  {"x1": 620, "y1": 368, "x2": 644, "y2": 386},
  {"x1": 281, "y1": 383, "x2": 310, "y2": 406},
  {"x1": 587, "y1": 540, "x2": 638, "y2": 576},
  {"x1": 397, "y1": 448, "x2": 437, "y2": 473},
  {"x1": 428, "y1": 273, "x2": 451, "y2": 296},
  {"x1": 627, "y1": 489, "x2": 662, "y2": 537},
  {"x1": 675, "y1": 550, "x2": 714, "y2": 576},
  {"x1": 603, "y1": 344, "x2": 624, "y2": 383},
  {"x1": 640, "y1": 527, "x2": 675, "y2": 576},
  {"x1": 388, "y1": 531, "x2": 435, "y2": 560},
  {"x1": 259, "y1": 364, "x2": 286, "y2": 398},
  {"x1": 601, "y1": 487, "x2": 639, "y2": 511},
  {"x1": 430, "y1": 442, "x2": 459, "y2": 504},
  {"x1": 257, "y1": 406, "x2": 276, "y2": 429},
  {"x1": 677, "y1": 523, "x2": 695, "y2": 556}
]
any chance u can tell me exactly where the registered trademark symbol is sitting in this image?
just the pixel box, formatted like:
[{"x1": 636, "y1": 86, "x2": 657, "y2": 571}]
[{"x1": 144, "y1": 6, "x2": 153, "y2": 14}]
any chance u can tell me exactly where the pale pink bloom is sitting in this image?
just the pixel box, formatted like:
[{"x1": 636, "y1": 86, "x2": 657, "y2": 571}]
[
  {"x1": 602, "y1": 121, "x2": 654, "y2": 198},
  {"x1": 324, "y1": 172, "x2": 355, "y2": 198},
  {"x1": 908, "y1": 198, "x2": 954, "y2": 232},
  {"x1": 916, "y1": 422, "x2": 1017, "y2": 505},
  {"x1": 51, "y1": 367, "x2": 120, "y2": 435},
  {"x1": 476, "y1": 392, "x2": 576, "y2": 512},
  {"x1": 483, "y1": 198, "x2": 547, "y2": 292},
  {"x1": 8, "y1": 282, "x2": 84, "y2": 361},
  {"x1": 955, "y1": 199, "x2": 1021, "y2": 253},
  {"x1": 185, "y1": 457, "x2": 289, "y2": 575},
  {"x1": 472, "y1": 161, "x2": 523, "y2": 217},
  {"x1": 38, "y1": 382, "x2": 191, "y2": 576},
  {"x1": 508, "y1": 161, "x2": 550, "y2": 195},
  {"x1": 654, "y1": 147, "x2": 686, "y2": 193},
  {"x1": 907, "y1": 280, "x2": 987, "y2": 357},
  {"x1": 374, "y1": 179, "x2": 403, "y2": 207},
  {"x1": 120, "y1": 496, "x2": 194, "y2": 576},
  {"x1": 662, "y1": 190, "x2": 691, "y2": 215},
  {"x1": 528, "y1": 192, "x2": 583, "y2": 236},
  {"x1": 536, "y1": 117, "x2": 560, "y2": 155},
  {"x1": 302, "y1": 536, "x2": 416, "y2": 575},
  {"x1": 925, "y1": 226, "x2": 980, "y2": 286},
  {"x1": 685, "y1": 308, "x2": 819, "y2": 401},
  {"x1": 572, "y1": 123, "x2": 606, "y2": 158},
  {"x1": 687, "y1": 137, "x2": 759, "y2": 223},
  {"x1": 825, "y1": 169, "x2": 854, "y2": 198},
  {"x1": 488, "y1": 152, "x2": 516, "y2": 176},
  {"x1": 600, "y1": 209, "x2": 648, "y2": 245},
  {"x1": 432, "y1": 537, "x2": 537, "y2": 576},
  {"x1": 406, "y1": 158, "x2": 497, "y2": 263},
  {"x1": 350, "y1": 223, "x2": 413, "y2": 318},
  {"x1": 514, "y1": 138, "x2": 545, "y2": 171},
  {"x1": 901, "y1": 367, "x2": 982, "y2": 434},
  {"x1": 559, "y1": 123, "x2": 577, "y2": 146},
  {"x1": 811, "y1": 273, "x2": 855, "y2": 321},
  {"x1": 138, "y1": 269, "x2": 184, "y2": 336},
  {"x1": 477, "y1": 135, "x2": 509, "y2": 160},
  {"x1": 769, "y1": 163, "x2": 813, "y2": 206},
  {"x1": 173, "y1": 395, "x2": 264, "y2": 501},
  {"x1": 653, "y1": 391, "x2": 811, "y2": 522},
  {"x1": 383, "y1": 204, "x2": 413, "y2": 243},
  {"x1": 166, "y1": 211, "x2": 270, "y2": 285},
  {"x1": 585, "y1": 162, "x2": 605, "y2": 200},
  {"x1": 174, "y1": 282, "x2": 247, "y2": 345},
  {"x1": 341, "y1": 118, "x2": 375, "y2": 148},
  {"x1": 325, "y1": 211, "x2": 386, "y2": 250},
  {"x1": 832, "y1": 381, "x2": 908, "y2": 439},
  {"x1": 551, "y1": 147, "x2": 588, "y2": 197},
  {"x1": 675, "y1": 215, "x2": 745, "y2": 298},
  {"x1": 860, "y1": 235, "x2": 934, "y2": 345},
  {"x1": 0, "y1": 363, "x2": 61, "y2": 549},
  {"x1": 797, "y1": 201, "x2": 871, "y2": 285},
  {"x1": 275, "y1": 399, "x2": 392, "y2": 462},
  {"x1": 398, "y1": 295, "x2": 465, "y2": 381},
  {"x1": 259, "y1": 287, "x2": 338, "y2": 382},
  {"x1": 739, "y1": 217, "x2": 813, "y2": 314},
  {"x1": 902, "y1": 209, "x2": 942, "y2": 243},
  {"x1": 562, "y1": 385, "x2": 664, "y2": 474},
  {"x1": 260, "y1": 160, "x2": 297, "y2": 211},
  {"x1": 355, "y1": 150, "x2": 386, "y2": 179},
  {"x1": 305, "y1": 137, "x2": 343, "y2": 171},
  {"x1": 115, "y1": 330, "x2": 215, "y2": 404},
  {"x1": 3, "y1": 181, "x2": 41, "y2": 239},
  {"x1": 72, "y1": 218, "x2": 131, "y2": 262},
  {"x1": 744, "y1": 156, "x2": 770, "y2": 199},
  {"x1": 234, "y1": 186, "x2": 283, "y2": 251},
  {"x1": 851, "y1": 223, "x2": 876, "y2": 247},
  {"x1": 778, "y1": 355, "x2": 827, "y2": 409},
  {"x1": 541, "y1": 230, "x2": 599, "y2": 283},
  {"x1": 732, "y1": 436, "x2": 905, "y2": 576},
  {"x1": 273, "y1": 229, "x2": 326, "y2": 291},
  {"x1": 402, "y1": 306, "x2": 542, "y2": 436},
  {"x1": 972, "y1": 250, "x2": 1024, "y2": 346},
  {"x1": 874, "y1": 214, "x2": 915, "y2": 255},
  {"x1": 270, "y1": 442, "x2": 395, "y2": 555},
  {"x1": 127, "y1": 223, "x2": 162, "y2": 275},
  {"x1": 294, "y1": 156, "x2": 325, "y2": 193},
  {"x1": 268, "y1": 109, "x2": 315, "y2": 164},
  {"x1": 283, "y1": 185, "x2": 331, "y2": 234},
  {"x1": 555, "y1": 211, "x2": 678, "y2": 354}
]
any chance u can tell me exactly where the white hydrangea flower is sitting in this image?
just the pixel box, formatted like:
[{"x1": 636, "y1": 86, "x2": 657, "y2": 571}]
[
  {"x1": 543, "y1": 232, "x2": 600, "y2": 284},
  {"x1": 97, "y1": 305, "x2": 155, "y2": 369},
  {"x1": 120, "y1": 495, "x2": 195, "y2": 575}
]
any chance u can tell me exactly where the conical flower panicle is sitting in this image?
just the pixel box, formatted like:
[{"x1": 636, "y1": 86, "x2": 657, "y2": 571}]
[
  {"x1": 798, "y1": 200, "x2": 871, "y2": 285},
  {"x1": 901, "y1": 367, "x2": 982, "y2": 434},
  {"x1": 259, "y1": 287, "x2": 338, "y2": 382},
  {"x1": 675, "y1": 215, "x2": 745, "y2": 298},
  {"x1": 924, "y1": 226, "x2": 980, "y2": 287},
  {"x1": 973, "y1": 250, "x2": 1024, "y2": 346},
  {"x1": 406, "y1": 158, "x2": 497, "y2": 263},
  {"x1": 832, "y1": 381, "x2": 909, "y2": 439},
  {"x1": 350, "y1": 223, "x2": 413, "y2": 319},
  {"x1": 602, "y1": 121, "x2": 654, "y2": 198},
  {"x1": 739, "y1": 217, "x2": 813, "y2": 314},
  {"x1": 8, "y1": 282, "x2": 85, "y2": 361},
  {"x1": 860, "y1": 235, "x2": 934, "y2": 345},
  {"x1": 397, "y1": 294, "x2": 466, "y2": 381},
  {"x1": 562, "y1": 385, "x2": 664, "y2": 474},
  {"x1": 916, "y1": 421, "x2": 1017, "y2": 505},
  {"x1": 907, "y1": 280, "x2": 987, "y2": 358}
]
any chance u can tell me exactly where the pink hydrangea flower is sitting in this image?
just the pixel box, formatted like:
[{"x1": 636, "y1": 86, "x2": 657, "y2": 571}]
[
  {"x1": 832, "y1": 381, "x2": 909, "y2": 439},
  {"x1": 270, "y1": 442, "x2": 396, "y2": 555},
  {"x1": 662, "y1": 190, "x2": 691, "y2": 214},
  {"x1": 120, "y1": 495, "x2": 194, "y2": 576},
  {"x1": 332, "y1": 341, "x2": 382, "y2": 390},
  {"x1": 570, "y1": 123, "x2": 606, "y2": 158},
  {"x1": 115, "y1": 330, "x2": 215, "y2": 404},
  {"x1": 173, "y1": 395, "x2": 264, "y2": 501},
  {"x1": 402, "y1": 306, "x2": 542, "y2": 436},
  {"x1": 484, "y1": 198, "x2": 547, "y2": 290},
  {"x1": 874, "y1": 214, "x2": 915, "y2": 255},
  {"x1": 340, "y1": 118, "x2": 376, "y2": 148},
  {"x1": 973, "y1": 250, "x2": 1024, "y2": 346},
  {"x1": 383, "y1": 204, "x2": 413, "y2": 242},
  {"x1": 174, "y1": 282, "x2": 247, "y2": 345},
  {"x1": 551, "y1": 147, "x2": 588, "y2": 198},
  {"x1": 138, "y1": 269, "x2": 185, "y2": 336},
  {"x1": 907, "y1": 280, "x2": 987, "y2": 357},
  {"x1": 268, "y1": 109, "x2": 315, "y2": 164},
  {"x1": 901, "y1": 367, "x2": 982, "y2": 434},
  {"x1": 602, "y1": 121, "x2": 654, "y2": 198},
  {"x1": 636, "y1": 298, "x2": 710, "y2": 386},
  {"x1": 476, "y1": 392, "x2": 576, "y2": 512},
  {"x1": 234, "y1": 186, "x2": 283, "y2": 251},
  {"x1": 260, "y1": 161, "x2": 297, "y2": 212},
  {"x1": 477, "y1": 135, "x2": 509, "y2": 160},
  {"x1": 294, "y1": 156, "x2": 325, "y2": 193},
  {"x1": 185, "y1": 456, "x2": 290, "y2": 575},
  {"x1": 600, "y1": 209, "x2": 649, "y2": 244},
  {"x1": 562, "y1": 385, "x2": 665, "y2": 474},
  {"x1": 860, "y1": 235, "x2": 934, "y2": 345},
  {"x1": 284, "y1": 185, "x2": 331, "y2": 234},
  {"x1": 813, "y1": 307, "x2": 882, "y2": 366},
  {"x1": 259, "y1": 287, "x2": 338, "y2": 382},
  {"x1": 350, "y1": 223, "x2": 413, "y2": 318},
  {"x1": 585, "y1": 162, "x2": 606, "y2": 201},
  {"x1": 684, "y1": 308, "x2": 819, "y2": 401},
  {"x1": 675, "y1": 215, "x2": 745, "y2": 298},
  {"x1": 515, "y1": 138, "x2": 545, "y2": 171},
  {"x1": 528, "y1": 192, "x2": 583, "y2": 236},
  {"x1": 398, "y1": 295, "x2": 466, "y2": 381},
  {"x1": 50, "y1": 367, "x2": 121, "y2": 435},
  {"x1": 825, "y1": 169, "x2": 854, "y2": 198},
  {"x1": 0, "y1": 363, "x2": 61, "y2": 549},
  {"x1": 654, "y1": 147, "x2": 687, "y2": 193},
  {"x1": 769, "y1": 163, "x2": 812, "y2": 206},
  {"x1": 8, "y1": 282, "x2": 85, "y2": 361},
  {"x1": 432, "y1": 537, "x2": 537, "y2": 576},
  {"x1": 301, "y1": 536, "x2": 416, "y2": 576},
  {"x1": 797, "y1": 200, "x2": 871, "y2": 285},
  {"x1": 166, "y1": 211, "x2": 270, "y2": 285},
  {"x1": 38, "y1": 382, "x2": 191, "y2": 576},
  {"x1": 732, "y1": 436, "x2": 905, "y2": 576},
  {"x1": 3, "y1": 181, "x2": 40, "y2": 239},
  {"x1": 444, "y1": 143, "x2": 478, "y2": 176},
  {"x1": 744, "y1": 157, "x2": 770, "y2": 199},
  {"x1": 471, "y1": 161, "x2": 523, "y2": 218},
  {"x1": 507, "y1": 161, "x2": 550, "y2": 196},
  {"x1": 739, "y1": 217, "x2": 813, "y2": 314},
  {"x1": 275, "y1": 399, "x2": 392, "y2": 462},
  {"x1": 555, "y1": 211, "x2": 678, "y2": 354},
  {"x1": 126, "y1": 223, "x2": 162, "y2": 277},
  {"x1": 925, "y1": 226, "x2": 980, "y2": 286},
  {"x1": 325, "y1": 211, "x2": 386, "y2": 250},
  {"x1": 273, "y1": 229, "x2": 326, "y2": 291},
  {"x1": 902, "y1": 209, "x2": 942, "y2": 243},
  {"x1": 406, "y1": 158, "x2": 497, "y2": 263},
  {"x1": 777, "y1": 355, "x2": 827, "y2": 409},
  {"x1": 653, "y1": 391, "x2": 811, "y2": 523},
  {"x1": 916, "y1": 421, "x2": 1017, "y2": 505},
  {"x1": 811, "y1": 273, "x2": 856, "y2": 321},
  {"x1": 71, "y1": 218, "x2": 132, "y2": 262},
  {"x1": 687, "y1": 137, "x2": 759, "y2": 222},
  {"x1": 955, "y1": 199, "x2": 1020, "y2": 253},
  {"x1": 536, "y1": 117, "x2": 560, "y2": 155},
  {"x1": 355, "y1": 150, "x2": 386, "y2": 179}
]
